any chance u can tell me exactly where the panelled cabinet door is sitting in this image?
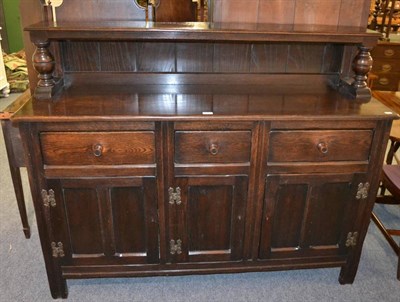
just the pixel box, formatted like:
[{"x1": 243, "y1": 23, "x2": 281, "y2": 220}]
[
  {"x1": 168, "y1": 176, "x2": 248, "y2": 263},
  {"x1": 259, "y1": 173, "x2": 367, "y2": 260},
  {"x1": 46, "y1": 177, "x2": 159, "y2": 266}
]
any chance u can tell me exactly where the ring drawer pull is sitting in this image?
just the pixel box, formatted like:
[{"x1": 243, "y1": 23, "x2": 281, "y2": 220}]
[
  {"x1": 209, "y1": 143, "x2": 219, "y2": 155},
  {"x1": 317, "y1": 142, "x2": 329, "y2": 154},
  {"x1": 384, "y1": 49, "x2": 395, "y2": 57},
  {"x1": 92, "y1": 144, "x2": 103, "y2": 157}
]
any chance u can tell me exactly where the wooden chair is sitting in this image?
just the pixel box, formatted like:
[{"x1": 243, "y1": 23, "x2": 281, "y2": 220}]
[{"x1": 371, "y1": 123, "x2": 400, "y2": 280}]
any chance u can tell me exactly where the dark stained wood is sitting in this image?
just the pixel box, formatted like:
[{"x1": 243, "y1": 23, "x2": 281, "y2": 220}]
[
  {"x1": 5, "y1": 0, "x2": 397, "y2": 298},
  {"x1": 11, "y1": 83, "x2": 398, "y2": 123},
  {"x1": 62, "y1": 42, "x2": 100, "y2": 72},
  {"x1": 40, "y1": 131, "x2": 155, "y2": 165},
  {"x1": 176, "y1": 43, "x2": 214, "y2": 72},
  {"x1": 259, "y1": 173, "x2": 362, "y2": 260},
  {"x1": 60, "y1": 41, "x2": 342, "y2": 74},
  {"x1": 25, "y1": 21, "x2": 381, "y2": 45},
  {"x1": 268, "y1": 130, "x2": 373, "y2": 162},
  {"x1": 174, "y1": 176, "x2": 247, "y2": 262},
  {"x1": 174, "y1": 131, "x2": 251, "y2": 163}
]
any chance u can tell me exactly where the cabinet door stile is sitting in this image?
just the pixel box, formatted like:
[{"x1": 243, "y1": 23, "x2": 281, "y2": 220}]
[{"x1": 155, "y1": 122, "x2": 167, "y2": 263}]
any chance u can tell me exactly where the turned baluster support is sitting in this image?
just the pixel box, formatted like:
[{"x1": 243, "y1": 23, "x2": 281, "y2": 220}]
[
  {"x1": 32, "y1": 39, "x2": 63, "y2": 99},
  {"x1": 336, "y1": 45, "x2": 373, "y2": 101},
  {"x1": 351, "y1": 46, "x2": 373, "y2": 99}
]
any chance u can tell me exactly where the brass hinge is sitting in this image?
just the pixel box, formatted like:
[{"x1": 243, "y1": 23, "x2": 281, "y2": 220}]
[
  {"x1": 41, "y1": 189, "x2": 56, "y2": 207},
  {"x1": 356, "y1": 182, "x2": 370, "y2": 200},
  {"x1": 51, "y1": 242, "x2": 65, "y2": 258},
  {"x1": 170, "y1": 239, "x2": 182, "y2": 255},
  {"x1": 345, "y1": 232, "x2": 358, "y2": 247},
  {"x1": 168, "y1": 187, "x2": 182, "y2": 205}
]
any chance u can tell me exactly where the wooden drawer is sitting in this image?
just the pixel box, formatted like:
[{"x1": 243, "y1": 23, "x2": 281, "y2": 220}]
[
  {"x1": 372, "y1": 59, "x2": 400, "y2": 73},
  {"x1": 371, "y1": 73, "x2": 400, "y2": 91},
  {"x1": 269, "y1": 130, "x2": 373, "y2": 162},
  {"x1": 40, "y1": 131, "x2": 155, "y2": 165},
  {"x1": 175, "y1": 131, "x2": 251, "y2": 164},
  {"x1": 371, "y1": 44, "x2": 400, "y2": 59}
]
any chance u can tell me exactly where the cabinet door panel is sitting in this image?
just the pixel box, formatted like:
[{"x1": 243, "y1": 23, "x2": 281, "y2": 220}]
[
  {"x1": 302, "y1": 182, "x2": 349, "y2": 247},
  {"x1": 171, "y1": 176, "x2": 247, "y2": 263},
  {"x1": 188, "y1": 185, "x2": 233, "y2": 252},
  {"x1": 111, "y1": 186, "x2": 147, "y2": 254},
  {"x1": 259, "y1": 174, "x2": 364, "y2": 259},
  {"x1": 63, "y1": 188, "x2": 103, "y2": 255},
  {"x1": 48, "y1": 177, "x2": 159, "y2": 265},
  {"x1": 270, "y1": 184, "x2": 308, "y2": 248}
]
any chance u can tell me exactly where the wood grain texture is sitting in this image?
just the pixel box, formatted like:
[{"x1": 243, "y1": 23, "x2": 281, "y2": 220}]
[
  {"x1": 176, "y1": 43, "x2": 214, "y2": 73},
  {"x1": 269, "y1": 130, "x2": 373, "y2": 162},
  {"x1": 100, "y1": 42, "x2": 137, "y2": 72},
  {"x1": 62, "y1": 42, "x2": 100, "y2": 72},
  {"x1": 174, "y1": 131, "x2": 252, "y2": 163},
  {"x1": 40, "y1": 131, "x2": 155, "y2": 165},
  {"x1": 137, "y1": 43, "x2": 176, "y2": 72},
  {"x1": 60, "y1": 41, "x2": 343, "y2": 74}
]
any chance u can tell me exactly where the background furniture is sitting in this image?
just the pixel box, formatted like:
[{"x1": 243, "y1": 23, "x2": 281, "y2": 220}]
[
  {"x1": 372, "y1": 162, "x2": 400, "y2": 280},
  {"x1": 370, "y1": 41, "x2": 400, "y2": 91},
  {"x1": 369, "y1": 0, "x2": 400, "y2": 40},
  {"x1": 3, "y1": 0, "x2": 396, "y2": 299}
]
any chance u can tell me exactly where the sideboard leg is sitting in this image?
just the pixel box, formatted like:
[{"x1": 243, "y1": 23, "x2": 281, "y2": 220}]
[
  {"x1": 339, "y1": 262, "x2": 358, "y2": 284},
  {"x1": 1, "y1": 120, "x2": 31, "y2": 239},
  {"x1": 48, "y1": 276, "x2": 68, "y2": 299},
  {"x1": 9, "y1": 165, "x2": 31, "y2": 239}
]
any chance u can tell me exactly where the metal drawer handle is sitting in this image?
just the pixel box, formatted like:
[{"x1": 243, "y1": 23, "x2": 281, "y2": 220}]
[
  {"x1": 317, "y1": 142, "x2": 329, "y2": 154},
  {"x1": 378, "y1": 77, "x2": 389, "y2": 85},
  {"x1": 384, "y1": 49, "x2": 395, "y2": 57},
  {"x1": 92, "y1": 144, "x2": 103, "y2": 157},
  {"x1": 209, "y1": 143, "x2": 219, "y2": 155},
  {"x1": 381, "y1": 64, "x2": 392, "y2": 72}
]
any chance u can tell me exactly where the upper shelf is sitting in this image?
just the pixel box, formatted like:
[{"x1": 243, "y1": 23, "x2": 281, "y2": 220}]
[{"x1": 25, "y1": 21, "x2": 381, "y2": 45}]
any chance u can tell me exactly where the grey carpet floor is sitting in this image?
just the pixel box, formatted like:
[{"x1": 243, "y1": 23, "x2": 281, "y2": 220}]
[{"x1": 0, "y1": 94, "x2": 399, "y2": 301}]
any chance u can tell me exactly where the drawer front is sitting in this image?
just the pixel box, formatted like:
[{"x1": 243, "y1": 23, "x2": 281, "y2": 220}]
[
  {"x1": 269, "y1": 130, "x2": 373, "y2": 162},
  {"x1": 371, "y1": 45, "x2": 400, "y2": 59},
  {"x1": 371, "y1": 73, "x2": 400, "y2": 91},
  {"x1": 40, "y1": 132, "x2": 155, "y2": 165},
  {"x1": 175, "y1": 131, "x2": 251, "y2": 164},
  {"x1": 372, "y1": 60, "x2": 400, "y2": 73}
]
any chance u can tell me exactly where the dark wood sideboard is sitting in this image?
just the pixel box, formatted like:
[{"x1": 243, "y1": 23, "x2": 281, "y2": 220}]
[{"x1": 2, "y1": 0, "x2": 398, "y2": 299}]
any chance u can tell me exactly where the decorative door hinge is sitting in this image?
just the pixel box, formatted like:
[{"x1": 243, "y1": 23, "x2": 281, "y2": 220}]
[
  {"x1": 41, "y1": 189, "x2": 56, "y2": 207},
  {"x1": 168, "y1": 187, "x2": 182, "y2": 205},
  {"x1": 51, "y1": 242, "x2": 65, "y2": 258},
  {"x1": 356, "y1": 182, "x2": 369, "y2": 200},
  {"x1": 170, "y1": 239, "x2": 182, "y2": 255},
  {"x1": 345, "y1": 232, "x2": 358, "y2": 247}
]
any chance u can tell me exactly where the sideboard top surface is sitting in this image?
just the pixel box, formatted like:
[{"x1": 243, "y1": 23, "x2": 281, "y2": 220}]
[{"x1": 11, "y1": 83, "x2": 397, "y2": 123}]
